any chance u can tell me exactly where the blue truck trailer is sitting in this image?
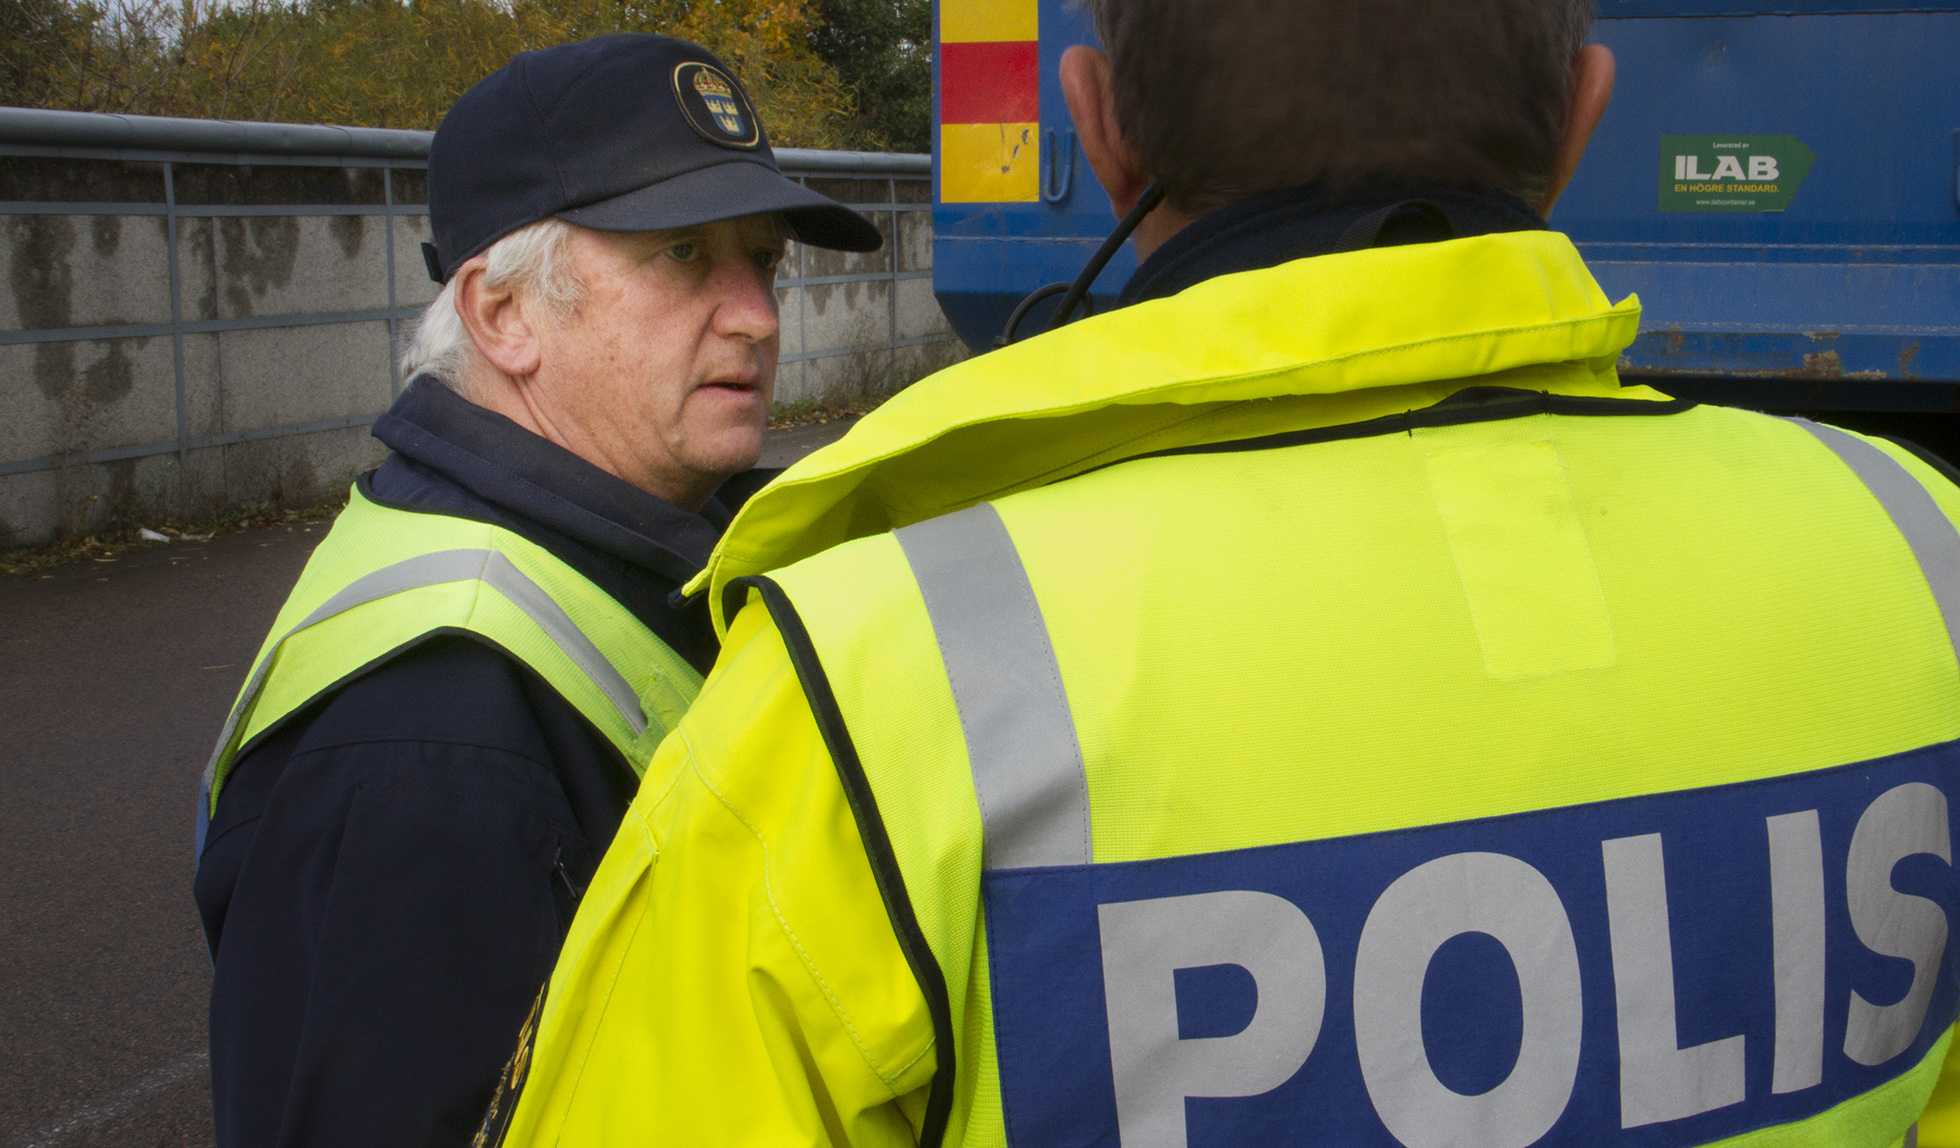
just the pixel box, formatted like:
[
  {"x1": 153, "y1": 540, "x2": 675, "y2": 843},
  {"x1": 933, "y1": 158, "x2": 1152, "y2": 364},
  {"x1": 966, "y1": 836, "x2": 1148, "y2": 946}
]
[{"x1": 931, "y1": 0, "x2": 1960, "y2": 441}]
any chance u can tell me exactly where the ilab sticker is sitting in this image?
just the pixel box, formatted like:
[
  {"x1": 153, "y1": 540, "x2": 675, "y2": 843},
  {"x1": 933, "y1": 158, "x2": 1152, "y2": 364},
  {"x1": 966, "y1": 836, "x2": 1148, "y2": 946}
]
[{"x1": 1659, "y1": 135, "x2": 1814, "y2": 212}]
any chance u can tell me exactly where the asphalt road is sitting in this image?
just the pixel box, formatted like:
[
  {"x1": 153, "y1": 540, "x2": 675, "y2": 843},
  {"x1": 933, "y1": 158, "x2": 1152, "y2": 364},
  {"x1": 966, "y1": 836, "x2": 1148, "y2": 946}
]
[{"x1": 0, "y1": 417, "x2": 856, "y2": 1148}]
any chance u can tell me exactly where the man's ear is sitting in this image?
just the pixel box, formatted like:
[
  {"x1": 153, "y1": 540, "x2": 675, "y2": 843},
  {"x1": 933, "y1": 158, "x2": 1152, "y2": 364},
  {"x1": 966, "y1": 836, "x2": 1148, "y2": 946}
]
[
  {"x1": 1541, "y1": 43, "x2": 1616, "y2": 217},
  {"x1": 1061, "y1": 46, "x2": 1151, "y2": 218},
  {"x1": 453, "y1": 259, "x2": 542, "y2": 380}
]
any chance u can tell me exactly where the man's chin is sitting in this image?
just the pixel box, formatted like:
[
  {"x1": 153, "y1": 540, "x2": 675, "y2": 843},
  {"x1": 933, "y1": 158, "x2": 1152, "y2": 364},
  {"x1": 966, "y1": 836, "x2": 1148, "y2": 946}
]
[{"x1": 679, "y1": 429, "x2": 766, "y2": 480}]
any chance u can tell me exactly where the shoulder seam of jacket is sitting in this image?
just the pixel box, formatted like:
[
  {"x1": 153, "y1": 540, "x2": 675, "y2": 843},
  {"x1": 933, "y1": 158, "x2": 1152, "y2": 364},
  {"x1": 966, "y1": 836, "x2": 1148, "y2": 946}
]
[
  {"x1": 678, "y1": 733, "x2": 921, "y2": 1091},
  {"x1": 740, "y1": 574, "x2": 957, "y2": 1148}
]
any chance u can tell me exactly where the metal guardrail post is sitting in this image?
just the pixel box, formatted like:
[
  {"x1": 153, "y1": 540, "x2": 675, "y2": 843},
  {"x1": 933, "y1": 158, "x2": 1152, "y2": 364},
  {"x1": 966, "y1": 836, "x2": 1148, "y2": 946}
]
[
  {"x1": 163, "y1": 161, "x2": 189, "y2": 509},
  {"x1": 384, "y1": 168, "x2": 401, "y2": 397}
]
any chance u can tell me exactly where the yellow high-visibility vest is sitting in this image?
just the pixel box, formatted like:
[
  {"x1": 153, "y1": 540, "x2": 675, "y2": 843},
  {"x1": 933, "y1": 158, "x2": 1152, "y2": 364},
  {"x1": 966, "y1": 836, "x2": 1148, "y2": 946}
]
[{"x1": 198, "y1": 481, "x2": 702, "y2": 849}]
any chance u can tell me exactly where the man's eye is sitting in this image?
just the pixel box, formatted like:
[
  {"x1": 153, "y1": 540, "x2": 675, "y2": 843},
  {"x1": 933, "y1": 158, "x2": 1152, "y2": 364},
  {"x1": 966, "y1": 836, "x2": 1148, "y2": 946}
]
[
  {"x1": 666, "y1": 241, "x2": 699, "y2": 263},
  {"x1": 753, "y1": 248, "x2": 784, "y2": 271}
]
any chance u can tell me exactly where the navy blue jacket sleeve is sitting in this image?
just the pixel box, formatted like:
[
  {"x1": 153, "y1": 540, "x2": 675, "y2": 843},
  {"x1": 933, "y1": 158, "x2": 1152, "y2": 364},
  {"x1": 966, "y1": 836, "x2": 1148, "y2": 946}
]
[{"x1": 193, "y1": 636, "x2": 635, "y2": 1148}]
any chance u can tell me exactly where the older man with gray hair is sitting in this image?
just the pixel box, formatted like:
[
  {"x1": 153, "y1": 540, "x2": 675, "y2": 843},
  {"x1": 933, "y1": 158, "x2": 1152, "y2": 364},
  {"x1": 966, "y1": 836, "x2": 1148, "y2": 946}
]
[{"x1": 190, "y1": 32, "x2": 879, "y2": 1148}]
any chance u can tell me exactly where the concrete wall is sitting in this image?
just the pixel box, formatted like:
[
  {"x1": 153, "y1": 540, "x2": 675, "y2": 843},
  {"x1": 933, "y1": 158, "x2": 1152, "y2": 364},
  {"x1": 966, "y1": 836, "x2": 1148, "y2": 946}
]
[
  {"x1": 777, "y1": 175, "x2": 961, "y2": 406},
  {"x1": 0, "y1": 146, "x2": 952, "y2": 549}
]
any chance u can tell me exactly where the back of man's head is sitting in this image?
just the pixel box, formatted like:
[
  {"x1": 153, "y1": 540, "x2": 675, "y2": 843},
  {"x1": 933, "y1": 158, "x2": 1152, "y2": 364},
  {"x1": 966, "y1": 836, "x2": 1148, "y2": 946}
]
[{"x1": 1085, "y1": 0, "x2": 1594, "y2": 214}]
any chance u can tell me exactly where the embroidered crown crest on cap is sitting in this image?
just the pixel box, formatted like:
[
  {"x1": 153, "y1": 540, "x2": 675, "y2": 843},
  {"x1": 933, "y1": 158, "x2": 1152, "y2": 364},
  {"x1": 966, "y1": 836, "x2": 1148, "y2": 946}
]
[
  {"x1": 693, "y1": 71, "x2": 743, "y2": 135},
  {"x1": 673, "y1": 61, "x2": 758, "y2": 148}
]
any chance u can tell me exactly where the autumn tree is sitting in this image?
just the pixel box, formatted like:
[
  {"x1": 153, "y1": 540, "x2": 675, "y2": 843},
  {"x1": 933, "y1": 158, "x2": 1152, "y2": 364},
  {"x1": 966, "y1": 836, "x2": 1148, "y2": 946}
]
[
  {"x1": 806, "y1": 0, "x2": 928, "y2": 152},
  {"x1": 2, "y1": 0, "x2": 868, "y2": 148}
]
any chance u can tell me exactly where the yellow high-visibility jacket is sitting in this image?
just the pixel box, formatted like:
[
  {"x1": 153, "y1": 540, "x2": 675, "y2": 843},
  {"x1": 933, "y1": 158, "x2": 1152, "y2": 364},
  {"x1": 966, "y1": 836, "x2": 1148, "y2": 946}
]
[{"x1": 496, "y1": 230, "x2": 1960, "y2": 1148}]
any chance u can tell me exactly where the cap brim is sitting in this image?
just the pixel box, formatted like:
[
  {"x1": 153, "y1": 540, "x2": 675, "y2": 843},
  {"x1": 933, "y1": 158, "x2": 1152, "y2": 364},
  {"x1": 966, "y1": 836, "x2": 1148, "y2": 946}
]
[{"x1": 556, "y1": 160, "x2": 884, "y2": 253}]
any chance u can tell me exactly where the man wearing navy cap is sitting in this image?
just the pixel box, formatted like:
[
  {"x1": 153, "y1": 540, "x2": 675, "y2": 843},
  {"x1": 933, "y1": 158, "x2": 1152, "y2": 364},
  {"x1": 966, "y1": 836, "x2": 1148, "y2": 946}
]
[{"x1": 190, "y1": 33, "x2": 881, "y2": 1148}]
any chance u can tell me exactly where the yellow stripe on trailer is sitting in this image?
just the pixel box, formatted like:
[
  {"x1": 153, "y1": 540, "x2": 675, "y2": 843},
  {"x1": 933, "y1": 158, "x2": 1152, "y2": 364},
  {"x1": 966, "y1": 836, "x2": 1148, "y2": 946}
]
[
  {"x1": 940, "y1": 122, "x2": 1040, "y2": 203},
  {"x1": 941, "y1": 0, "x2": 1037, "y2": 43}
]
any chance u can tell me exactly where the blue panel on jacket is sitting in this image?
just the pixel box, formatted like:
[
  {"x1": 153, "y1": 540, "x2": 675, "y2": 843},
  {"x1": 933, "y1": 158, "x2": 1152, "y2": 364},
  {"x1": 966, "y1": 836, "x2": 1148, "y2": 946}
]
[{"x1": 986, "y1": 742, "x2": 1960, "y2": 1148}]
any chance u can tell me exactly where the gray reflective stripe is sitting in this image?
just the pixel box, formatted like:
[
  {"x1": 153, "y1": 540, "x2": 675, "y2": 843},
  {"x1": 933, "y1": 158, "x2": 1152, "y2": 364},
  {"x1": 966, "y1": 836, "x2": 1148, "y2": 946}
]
[
  {"x1": 1781, "y1": 418, "x2": 1960, "y2": 669},
  {"x1": 895, "y1": 503, "x2": 1092, "y2": 870},
  {"x1": 469, "y1": 550, "x2": 649, "y2": 736},
  {"x1": 202, "y1": 548, "x2": 647, "y2": 793}
]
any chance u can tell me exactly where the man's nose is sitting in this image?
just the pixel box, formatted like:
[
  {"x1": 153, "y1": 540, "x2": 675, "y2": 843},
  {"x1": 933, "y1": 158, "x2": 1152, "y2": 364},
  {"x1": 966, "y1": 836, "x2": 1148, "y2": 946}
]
[{"x1": 710, "y1": 257, "x2": 780, "y2": 343}]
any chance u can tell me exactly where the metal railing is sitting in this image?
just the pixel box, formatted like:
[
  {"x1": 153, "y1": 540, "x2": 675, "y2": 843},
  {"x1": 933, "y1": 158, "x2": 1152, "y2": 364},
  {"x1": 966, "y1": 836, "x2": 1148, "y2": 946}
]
[
  {"x1": 0, "y1": 107, "x2": 944, "y2": 543},
  {"x1": 0, "y1": 106, "x2": 930, "y2": 171}
]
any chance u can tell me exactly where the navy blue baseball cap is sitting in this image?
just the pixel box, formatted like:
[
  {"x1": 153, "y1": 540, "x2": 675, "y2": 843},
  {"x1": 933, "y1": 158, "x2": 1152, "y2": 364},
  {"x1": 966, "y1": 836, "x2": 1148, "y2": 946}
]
[{"x1": 422, "y1": 33, "x2": 883, "y2": 283}]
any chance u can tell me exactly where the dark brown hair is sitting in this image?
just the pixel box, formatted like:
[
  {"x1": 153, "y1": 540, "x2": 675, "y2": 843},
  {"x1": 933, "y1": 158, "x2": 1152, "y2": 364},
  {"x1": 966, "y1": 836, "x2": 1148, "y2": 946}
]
[{"x1": 1083, "y1": 0, "x2": 1593, "y2": 213}]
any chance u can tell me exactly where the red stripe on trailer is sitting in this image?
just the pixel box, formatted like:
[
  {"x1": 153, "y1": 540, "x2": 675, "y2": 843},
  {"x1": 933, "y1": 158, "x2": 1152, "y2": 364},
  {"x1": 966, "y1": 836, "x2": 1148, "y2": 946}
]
[{"x1": 939, "y1": 40, "x2": 1039, "y2": 125}]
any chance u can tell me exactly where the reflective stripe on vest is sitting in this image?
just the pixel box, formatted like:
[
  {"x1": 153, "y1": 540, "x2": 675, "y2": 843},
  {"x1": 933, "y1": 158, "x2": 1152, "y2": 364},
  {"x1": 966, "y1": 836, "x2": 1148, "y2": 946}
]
[
  {"x1": 199, "y1": 485, "x2": 703, "y2": 841},
  {"x1": 894, "y1": 504, "x2": 1090, "y2": 870},
  {"x1": 893, "y1": 430, "x2": 1960, "y2": 1148},
  {"x1": 201, "y1": 547, "x2": 650, "y2": 800},
  {"x1": 1780, "y1": 417, "x2": 1960, "y2": 670}
]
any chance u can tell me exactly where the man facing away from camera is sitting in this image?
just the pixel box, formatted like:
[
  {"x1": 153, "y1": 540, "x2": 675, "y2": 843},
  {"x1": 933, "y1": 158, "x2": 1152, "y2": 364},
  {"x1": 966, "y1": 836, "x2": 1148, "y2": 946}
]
[
  {"x1": 495, "y1": 2, "x2": 1960, "y2": 1146},
  {"x1": 189, "y1": 32, "x2": 880, "y2": 1148}
]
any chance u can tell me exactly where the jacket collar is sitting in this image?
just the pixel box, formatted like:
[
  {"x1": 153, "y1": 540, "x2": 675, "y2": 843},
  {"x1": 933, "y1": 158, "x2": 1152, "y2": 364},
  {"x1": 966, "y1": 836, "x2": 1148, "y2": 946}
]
[
  {"x1": 695, "y1": 229, "x2": 1648, "y2": 625},
  {"x1": 373, "y1": 378, "x2": 728, "y2": 585},
  {"x1": 1121, "y1": 184, "x2": 1545, "y2": 307}
]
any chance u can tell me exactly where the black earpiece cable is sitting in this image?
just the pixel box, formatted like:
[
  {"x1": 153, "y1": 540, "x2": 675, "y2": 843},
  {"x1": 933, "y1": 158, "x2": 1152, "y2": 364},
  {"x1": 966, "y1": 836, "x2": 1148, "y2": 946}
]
[
  {"x1": 996, "y1": 178, "x2": 1166, "y2": 347},
  {"x1": 993, "y1": 283, "x2": 1077, "y2": 349}
]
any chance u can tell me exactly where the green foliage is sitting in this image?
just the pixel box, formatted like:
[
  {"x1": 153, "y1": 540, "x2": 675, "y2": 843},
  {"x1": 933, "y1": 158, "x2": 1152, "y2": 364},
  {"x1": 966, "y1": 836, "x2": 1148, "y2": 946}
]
[
  {"x1": 0, "y1": 0, "x2": 97, "y2": 109},
  {"x1": 1, "y1": 0, "x2": 867, "y2": 148},
  {"x1": 806, "y1": 0, "x2": 928, "y2": 152}
]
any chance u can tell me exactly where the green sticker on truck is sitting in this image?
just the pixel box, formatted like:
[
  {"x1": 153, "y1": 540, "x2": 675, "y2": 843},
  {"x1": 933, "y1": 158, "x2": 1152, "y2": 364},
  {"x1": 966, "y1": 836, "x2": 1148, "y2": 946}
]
[{"x1": 1658, "y1": 135, "x2": 1815, "y2": 212}]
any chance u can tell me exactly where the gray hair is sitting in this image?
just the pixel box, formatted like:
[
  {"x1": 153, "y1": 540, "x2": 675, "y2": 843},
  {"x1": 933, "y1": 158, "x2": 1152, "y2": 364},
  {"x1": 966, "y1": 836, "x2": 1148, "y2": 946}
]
[
  {"x1": 1081, "y1": 0, "x2": 1595, "y2": 212},
  {"x1": 398, "y1": 218, "x2": 587, "y2": 395}
]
